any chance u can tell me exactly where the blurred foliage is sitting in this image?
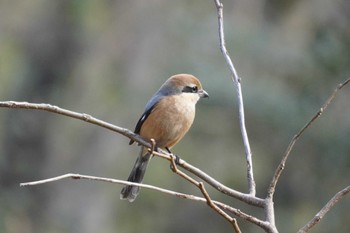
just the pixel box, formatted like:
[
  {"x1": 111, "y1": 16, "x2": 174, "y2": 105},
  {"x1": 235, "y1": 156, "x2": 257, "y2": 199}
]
[{"x1": 0, "y1": 0, "x2": 349, "y2": 233}]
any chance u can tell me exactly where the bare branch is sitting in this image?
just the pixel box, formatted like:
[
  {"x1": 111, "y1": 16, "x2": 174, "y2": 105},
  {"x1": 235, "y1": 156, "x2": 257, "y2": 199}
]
[
  {"x1": 169, "y1": 155, "x2": 240, "y2": 232},
  {"x1": 268, "y1": 77, "x2": 350, "y2": 199},
  {"x1": 0, "y1": 101, "x2": 150, "y2": 147},
  {"x1": 20, "y1": 173, "x2": 209, "y2": 201},
  {"x1": 199, "y1": 182, "x2": 241, "y2": 233},
  {"x1": 0, "y1": 101, "x2": 264, "y2": 207},
  {"x1": 0, "y1": 101, "x2": 261, "y2": 204},
  {"x1": 298, "y1": 185, "x2": 350, "y2": 233},
  {"x1": 169, "y1": 154, "x2": 199, "y2": 186},
  {"x1": 169, "y1": 155, "x2": 272, "y2": 232},
  {"x1": 153, "y1": 150, "x2": 265, "y2": 207},
  {"x1": 20, "y1": 173, "x2": 268, "y2": 228},
  {"x1": 213, "y1": 0, "x2": 256, "y2": 196}
]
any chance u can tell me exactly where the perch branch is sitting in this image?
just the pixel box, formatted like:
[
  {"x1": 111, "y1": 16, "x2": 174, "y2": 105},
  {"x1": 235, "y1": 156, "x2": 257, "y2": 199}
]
[
  {"x1": 0, "y1": 101, "x2": 149, "y2": 147},
  {"x1": 268, "y1": 77, "x2": 350, "y2": 199},
  {"x1": 0, "y1": 101, "x2": 264, "y2": 208},
  {"x1": 213, "y1": 0, "x2": 256, "y2": 196},
  {"x1": 297, "y1": 185, "x2": 350, "y2": 233}
]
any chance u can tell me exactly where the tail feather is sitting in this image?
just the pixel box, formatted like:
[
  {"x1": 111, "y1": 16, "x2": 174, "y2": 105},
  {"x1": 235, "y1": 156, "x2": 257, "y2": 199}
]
[{"x1": 120, "y1": 149, "x2": 151, "y2": 202}]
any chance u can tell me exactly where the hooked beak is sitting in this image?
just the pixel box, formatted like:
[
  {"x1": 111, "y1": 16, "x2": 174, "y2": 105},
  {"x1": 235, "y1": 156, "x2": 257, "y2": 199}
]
[{"x1": 198, "y1": 89, "x2": 209, "y2": 99}]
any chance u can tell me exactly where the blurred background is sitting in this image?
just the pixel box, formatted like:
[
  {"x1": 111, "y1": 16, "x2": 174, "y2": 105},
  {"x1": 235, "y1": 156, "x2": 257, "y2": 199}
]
[{"x1": 0, "y1": 0, "x2": 349, "y2": 232}]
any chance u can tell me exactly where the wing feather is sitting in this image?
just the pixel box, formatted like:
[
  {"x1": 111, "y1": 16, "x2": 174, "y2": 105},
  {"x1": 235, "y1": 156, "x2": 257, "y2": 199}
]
[{"x1": 129, "y1": 101, "x2": 158, "y2": 145}]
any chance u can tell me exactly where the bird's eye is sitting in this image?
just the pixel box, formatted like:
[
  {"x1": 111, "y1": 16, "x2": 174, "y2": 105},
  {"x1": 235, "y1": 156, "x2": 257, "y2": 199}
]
[{"x1": 191, "y1": 86, "x2": 198, "y2": 93}]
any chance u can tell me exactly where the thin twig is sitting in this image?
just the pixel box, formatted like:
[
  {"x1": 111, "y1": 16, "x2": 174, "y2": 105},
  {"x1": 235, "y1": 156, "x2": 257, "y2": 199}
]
[
  {"x1": 169, "y1": 155, "x2": 199, "y2": 186},
  {"x1": 199, "y1": 182, "x2": 241, "y2": 233},
  {"x1": 213, "y1": 0, "x2": 256, "y2": 196},
  {"x1": 170, "y1": 156, "x2": 241, "y2": 232},
  {"x1": 267, "y1": 77, "x2": 350, "y2": 199},
  {"x1": 20, "y1": 173, "x2": 193, "y2": 199},
  {"x1": 149, "y1": 138, "x2": 156, "y2": 158},
  {"x1": 297, "y1": 185, "x2": 350, "y2": 233}
]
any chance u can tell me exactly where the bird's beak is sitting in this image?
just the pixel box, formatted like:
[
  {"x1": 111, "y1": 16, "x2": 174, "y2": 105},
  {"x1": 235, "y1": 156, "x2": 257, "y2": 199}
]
[{"x1": 198, "y1": 89, "x2": 209, "y2": 98}]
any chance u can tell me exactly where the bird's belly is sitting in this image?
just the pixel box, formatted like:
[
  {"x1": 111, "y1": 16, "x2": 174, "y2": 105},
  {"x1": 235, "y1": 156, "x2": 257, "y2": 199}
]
[{"x1": 140, "y1": 100, "x2": 195, "y2": 148}]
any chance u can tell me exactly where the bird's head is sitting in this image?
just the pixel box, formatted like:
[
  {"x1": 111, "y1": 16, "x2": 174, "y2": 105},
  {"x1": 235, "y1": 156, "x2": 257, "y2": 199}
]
[{"x1": 159, "y1": 74, "x2": 209, "y2": 100}]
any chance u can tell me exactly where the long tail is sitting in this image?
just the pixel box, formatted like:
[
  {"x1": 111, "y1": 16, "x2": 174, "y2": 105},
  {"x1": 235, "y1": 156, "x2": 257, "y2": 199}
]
[{"x1": 120, "y1": 147, "x2": 151, "y2": 202}]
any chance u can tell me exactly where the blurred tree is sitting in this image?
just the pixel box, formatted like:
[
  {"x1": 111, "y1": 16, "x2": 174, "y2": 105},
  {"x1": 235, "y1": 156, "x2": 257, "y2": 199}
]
[{"x1": 0, "y1": 1, "x2": 80, "y2": 232}]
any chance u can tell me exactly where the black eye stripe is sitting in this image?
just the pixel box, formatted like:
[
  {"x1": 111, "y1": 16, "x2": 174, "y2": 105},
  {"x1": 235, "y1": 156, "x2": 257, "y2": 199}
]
[{"x1": 182, "y1": 85, "x2": 198, "y2": 93}]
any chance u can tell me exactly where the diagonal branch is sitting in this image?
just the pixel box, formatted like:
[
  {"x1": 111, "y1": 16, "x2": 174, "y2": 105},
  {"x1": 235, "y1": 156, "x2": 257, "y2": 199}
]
[
  {"x1": 297, "y1": 185, "x2": 350, "y2": 233},
  {"x1": 213, "y1": 0, "x2": 256, "y2": 196},
  {"x1": 199, "y1": 182, "x2": 241, "y2": 233},
  {"x1": 153, "y1": 150, "x2": 264, "y2": 207},
  {"x1": 267, "y1": 77, "x2": 350, "y2": 199}
]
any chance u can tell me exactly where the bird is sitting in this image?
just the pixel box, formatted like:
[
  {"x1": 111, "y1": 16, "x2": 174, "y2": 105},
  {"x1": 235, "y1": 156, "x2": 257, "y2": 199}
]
[{"x1": 120, "y1": 74, "x2": 209, "y2": 202}]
